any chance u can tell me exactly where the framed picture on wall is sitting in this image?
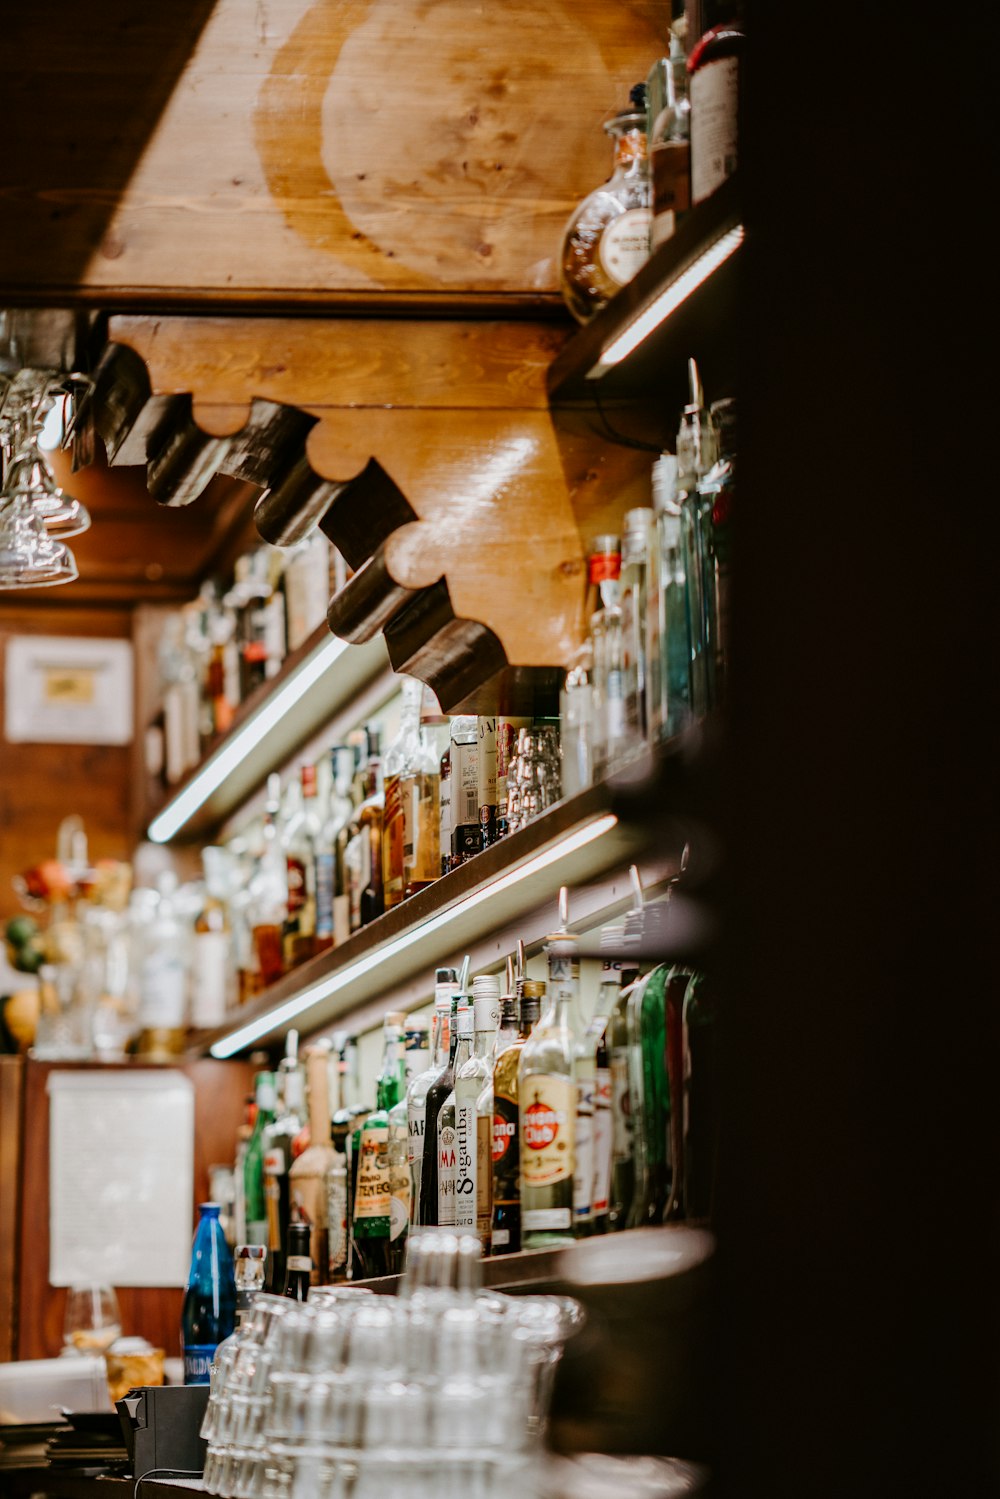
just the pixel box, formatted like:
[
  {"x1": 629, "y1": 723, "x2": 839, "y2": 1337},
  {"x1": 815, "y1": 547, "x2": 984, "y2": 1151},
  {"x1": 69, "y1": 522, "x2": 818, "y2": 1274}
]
[{"x1": 4, "y1": 636, "x2": 133, "y2": 746}]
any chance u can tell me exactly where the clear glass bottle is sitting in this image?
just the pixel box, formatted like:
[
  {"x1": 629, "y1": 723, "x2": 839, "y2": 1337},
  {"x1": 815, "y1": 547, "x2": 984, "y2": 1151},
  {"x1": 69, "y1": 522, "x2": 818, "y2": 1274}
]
[
  {"x1": 211, "y1": 1242, "x2": 266, "y2": 1377},
  {"x1": 436, "y1": 994, "x2": 473, "y2": 1228},
  {"x1": 495, "y1": 718, "x2": 530, "y2": 841},
  {"x1": 281, "y1": 763, "x2": 321, "y2": 968},
  {"x1": 647, "y1": 31, "x2": 691, "y2": 248},
  {"x1": 191, "y1": 846, "x2": 235, "y2": 1029},
  {"x1": 455, "y1": 973, "x2": 500, "y2": 1243},
  {"x1": 382, "y1": 678, "x2": 422, "y2": 910},
  {"x1": 136, "y1": 872, "x2": 188, "y2": 1057},
  {"x1": 560, "y1": 643, "x2": 595, "y2": 798},
  {"x1": 590, "y1": 584, "x2": 627, "y2": 779},
  {"x1": 560, "y1": 84, "x2": 653, "y2": 323},
  {"x1": 249, "y1": 774, "x2": 287, "y2": 989},
  {"x1": 647, "y1": 453, "x2": 692, "y2": 741},
  {"x1": 408, "y1": 969, "x2": 457, "y2": 1225},
  {"x1": 346, "y1": 751, "x2": 384, "y2": 930},
  {"x1": 676, "y1": 359, "x2": 720, "y2": 718},
  {"x1": 475, "y1": 957, "x2": 517, "y2": 1251},
  {"x1": 620, "y1": 506, "x2": 654, "y2": 752},
  {"x1": 315, "y1": 745, "x2": 356, "y2": 952},
  {"x1": 519, "y1": 922, "x2": 586, "y2": 1249},
  {"x1": 492, "y1": 977, "x2": 544, "y2": 1254}
]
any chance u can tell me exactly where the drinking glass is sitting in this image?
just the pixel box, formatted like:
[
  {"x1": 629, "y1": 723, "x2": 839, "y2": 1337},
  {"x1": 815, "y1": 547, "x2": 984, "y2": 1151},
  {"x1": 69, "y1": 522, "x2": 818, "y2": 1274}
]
[{"x1": 63, "y1": 1283, "x2": 122, "y2": 1354}]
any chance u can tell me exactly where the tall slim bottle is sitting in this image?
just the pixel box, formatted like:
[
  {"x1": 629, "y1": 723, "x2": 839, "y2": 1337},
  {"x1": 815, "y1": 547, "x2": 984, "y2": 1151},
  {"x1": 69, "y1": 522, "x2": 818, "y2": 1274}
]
[
  {"x1": 627, "y1": 964, "x2": 672, "y2": 1227},
  {"x1": 647, "y1": 453, "x2": 691, "y2": 741},
  {"x1": 408, "y1": 969, "x2": 457, "y2": 1225},
  {"x1": 519, "y1": 926, "x2": 586, "y2": 1249},
  {"x1": 475, "y1": 959, "x2": 517, "y2": 1249},
  {"x1": 282, "y1": 762, "x2": 321, "y2": 967},
  {"x1": 454, "y1": 974, "x2": 499, "y2": 1239},
  {"x1": 315, "y1": 746, "x2": 355, "y2": 951},
  {"x1": 261, "y1": 1030, "x2": 306, "y2": 1291},
  {"x1": 382, "y1": 679, "x2": 422, "y2": 910},
  {"x1": 491, "y1": 978, "x2": 544, "y2": 1254},
  {"x1": 608, "y1": 907, "x2": 644, "y2": 1230},
  {"x1": 620, "y1": 507, "x2": 653, "y2": 751},
  {"x1": 676, "y1": 359, "x2": 719, "y2": 718},
  {"x1": 419, "y1": 980, "x2": 466, "y2": 1226},
  {"x1": 436, "y1": 995, "x2": 473, "y2": 1228},
  {"x1": 249, "y1": 774, "x2": 287, "y2": 988},
  {"x1": 683, "y1": 968, "x2": 718, "y2": 1224},
  {"x1": 288, "y1": 1045, "x2": 335, "y2": 1284},
  {"x1": 243, "y1": 1071, "x2": 277, "y2": 1248},
  {"x1": 181, "y1": 1203, "x2": 235, "y2": 1385},
  {"x1": 352, "y1": 1013, "x2": 406, "y2": 1278}
]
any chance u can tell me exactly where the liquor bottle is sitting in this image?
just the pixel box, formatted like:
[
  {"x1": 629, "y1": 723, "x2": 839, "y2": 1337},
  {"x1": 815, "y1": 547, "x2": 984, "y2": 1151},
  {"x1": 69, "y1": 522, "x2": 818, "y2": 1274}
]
[
  {"x1": 475, "y1": 958, "x2": 516, "y2": 1248},
  {"x1": 236, "y1": 552, "x2": 272, "y2": 699},
  {"x1": 627, "y1": 964, "x2": 671, "y2": 1227},
  {"x1": 408, "y1": 969, "x2": 457, "y2": 1224},
  {"x1": 281, "y1": 763, "x2": 321, "y2": 968},
  {"x1": 228, "y1": 837, "x2": 259, "y2": 1005},
  {"x1": 448, "y1": 718, "x2": 481, "y2": 870},
  {"x1": 436, "y1": 993, "x2": 472, "y2": 1227},
  {"x1": 326, "y1": 1150, "x2": 348, "y2": 1283},
  {"x1": 356, "y1": 752, "x2": 385, "y2": 928},
  {"x1": 664, "y1": 961, "x2": 694, "y2": 1220},
  {"x1": 262, "y1": 1030, "x2": 306, "y2": 1291},
  {"x1": 492, "y1": 977, "x2": 544, "y2": 1254},
  {"x1": 315, "y1": 746, "x2": 357, "y2": 950},
  {"x1": 283, "y1": 530, "x2": 330, "y2": 652},
  {"x1": 282, "y1": 1222, "x2": 311, "y2": 1301},
  {"x1": 476, "y1": 716, "x2": 499, "y2": 848},
  {"x1": 495, "y1": 718, "x2": 530, "y2": 841},
  {"x1": 289, "y1": 1045, "x2": 335, "y2": 1284},
  {"x1": 403, "y1": 700, "x2": 441, "y2": 900},
  {"x1": 519, "y1": 922, "x2": 583, "y2": 1248},
  {"x1": 454, "y1": 974, "x2": 499, "y2": 1239},
  {"x1": 386, "y1": 1084, "x2": 410, "y2": 1274},
  {"x1": 682, "y1": 968, "x2": 718, "y2": 1223},
  {"x1": 190, "y1": 847, "x2": 234, "y2": 1029},
  {"x1": 699, "y1": 396, "x2": 737, "y2": 708},
  {"x1": 352, "y1": 1012, "x2": 407, "y2": 1279},
  {"x1": 249, "y1": 774, "x2": 287, "y2": 988},
  {"x1": 136, "y1": 872, "x2": 188, "y2": 1059},
  {"x1": 382, "y1": 678, "x2": 422, "y2": 910},
  {"x1": 620, "y1": 507, "x2": 653, "y2": 749},
  {"x1": 647, "y1": 30, "x2": 691, "y2": 248},
  {"x1": 608, "y1": 885, "x2": 645, "y2": 1230},
  {"x1": 560, "y1": 84, "x2": 653, "y2": 323},
  {"x1": 438, "y1": 737, "x2": 452, "y2": 877},
  {"x1": 677, "y1": 361, "x2": 720, "y2": 718},
  {"x1": 403, "y1": 1015, "x2": 430, "y2": 1085},
  {"x1": 419, "y1": 964, "x2": 468, "y2": 1226},
  {"x1": 560, "y1": 644, "x2": 595, "y2": 798},
  {"x1": 205, "y1": 595, "x2": 237, "y2": 737},
  {"x1": 590, "y1": 583, "x2": 626, "y2": 780},
  {"x1": 647, "y1": 453, "x2": 691, "y2": 742},
  {"x1": 181, "y1": 1203, "x2": 236, "y2": 1384},
  {"x1": 584, "y1": 534, "x2": 622, "y2": 627},
  {"x1": 587, "y1": 925, "x2": 624, "y2": 1236},
  {"x1": 687, "y1": 2, "x2": 744, "y2": 206},
  {"x1": 243, "y1": 1071, "x2": 277, "y2": 1248}
]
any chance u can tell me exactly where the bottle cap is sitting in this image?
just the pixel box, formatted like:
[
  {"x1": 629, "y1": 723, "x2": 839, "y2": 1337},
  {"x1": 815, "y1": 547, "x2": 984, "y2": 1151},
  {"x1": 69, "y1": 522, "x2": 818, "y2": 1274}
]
[
  {"x1": 652, "y1": 453, "x2": 679, "y2": 514},
  {"x1": 472, "y1": 974, "x2": 501, "y2": 1032},
  {"x1": 300, "y1": 762, "x2": 317, "y2": 796}
]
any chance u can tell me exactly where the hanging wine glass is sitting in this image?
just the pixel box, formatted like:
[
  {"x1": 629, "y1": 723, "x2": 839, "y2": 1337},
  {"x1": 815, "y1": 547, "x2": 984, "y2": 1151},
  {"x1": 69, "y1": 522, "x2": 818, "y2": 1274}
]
[
  {"x1": 3, "y1": 448, "x2": 91, "y2": 538},
  {"x1": 0, "y1": 494, "x2": 78, "y2": 589}
]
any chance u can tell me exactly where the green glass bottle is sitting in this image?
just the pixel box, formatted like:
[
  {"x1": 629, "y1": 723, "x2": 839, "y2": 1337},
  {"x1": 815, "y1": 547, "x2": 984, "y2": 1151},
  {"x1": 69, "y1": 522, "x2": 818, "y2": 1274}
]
[
  {"x1": 682, "y1": 969, "x2": 718, "y2": 1225},
  {"x1": 243, "y1": 1071, "x2": 276, "y2": 1249},
  {"x1": 351, "y1": 1012, "x2": 406, "y2": 1279},
  {"x1": 626, "y1": 964, "x2": 671, "y2": 1228}
]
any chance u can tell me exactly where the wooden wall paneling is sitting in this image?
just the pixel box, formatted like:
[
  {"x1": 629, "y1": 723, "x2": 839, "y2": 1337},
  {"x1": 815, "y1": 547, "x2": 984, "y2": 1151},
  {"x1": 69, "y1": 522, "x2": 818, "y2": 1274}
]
[
  {"x1": 0, "y1": 1056, "x2": 24, "y2": 1362},
  {"x1": 15, "y1": 1057, "x2": 253, "y2": 1362},
  {"x1": 1, "y1": 0, "x2": 669, "y2": 306}
]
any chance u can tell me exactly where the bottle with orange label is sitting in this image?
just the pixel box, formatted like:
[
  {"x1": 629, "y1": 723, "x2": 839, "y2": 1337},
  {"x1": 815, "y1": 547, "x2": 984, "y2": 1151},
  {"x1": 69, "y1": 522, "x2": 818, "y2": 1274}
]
[{"x1": 518, "y1": 902, "x2": 586, "y2": 1249}]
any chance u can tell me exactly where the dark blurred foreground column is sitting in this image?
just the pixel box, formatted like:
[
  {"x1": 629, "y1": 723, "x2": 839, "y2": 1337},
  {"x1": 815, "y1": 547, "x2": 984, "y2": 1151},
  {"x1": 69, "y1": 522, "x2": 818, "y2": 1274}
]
[{"x1": 714, "y1": 4, "x2": 998, "y2": 1496}]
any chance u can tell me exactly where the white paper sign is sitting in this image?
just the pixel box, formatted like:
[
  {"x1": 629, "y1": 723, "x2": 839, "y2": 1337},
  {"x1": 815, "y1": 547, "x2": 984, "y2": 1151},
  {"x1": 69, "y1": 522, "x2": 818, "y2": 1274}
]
[
  {"x1": 48, "y1": 1070, "x2": 194, "y2": 1287},
  {"x1": 5, "y1": 636, "x2": 133, "y2": 745}
]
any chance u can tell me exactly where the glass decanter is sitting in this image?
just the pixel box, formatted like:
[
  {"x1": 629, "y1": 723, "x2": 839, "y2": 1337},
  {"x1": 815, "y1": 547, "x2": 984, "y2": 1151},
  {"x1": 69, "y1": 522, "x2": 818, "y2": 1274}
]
[{"x1": 559, "y1": 83, "x2": 652, "y2": 323}]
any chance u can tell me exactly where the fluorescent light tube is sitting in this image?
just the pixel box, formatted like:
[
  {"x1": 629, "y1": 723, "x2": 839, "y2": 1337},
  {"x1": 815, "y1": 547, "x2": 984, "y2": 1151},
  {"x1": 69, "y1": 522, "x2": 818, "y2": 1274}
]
[
  {"x1": 209, "y1": 811, "x2": 619, "y2": 1057},
  {"x1": 588, "y1": 224, "x2": 745, "y2": 378},
  {"x1": 147, "y1": 634, "x2": 351, "y2": 843}
]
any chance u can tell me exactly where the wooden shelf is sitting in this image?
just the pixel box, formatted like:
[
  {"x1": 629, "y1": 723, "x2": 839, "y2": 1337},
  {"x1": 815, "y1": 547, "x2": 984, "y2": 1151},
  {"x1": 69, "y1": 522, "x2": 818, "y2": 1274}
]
[
  {"x1": 547, "y1": 176, "x2": 744, "y2": 449},
  {"x1": 189, "y1": 733, "x2": 702, "y2": 1057},
  {"x1": 146, "y1": 625, "x2": 390, "y2": 843}
]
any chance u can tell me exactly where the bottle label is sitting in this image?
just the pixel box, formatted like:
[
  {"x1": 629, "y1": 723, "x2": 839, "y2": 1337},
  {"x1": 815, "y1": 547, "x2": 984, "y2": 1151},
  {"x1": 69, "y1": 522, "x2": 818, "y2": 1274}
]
[
  {"x1": 454, "y1": 1097, "x2": 477, "y2": 1229},
  {"x1": 521, "y1": 1077, "x2": 575, "y2": 1186},
  {"x1": 496, "y1": 718, "x2": 529, "y2": 818},
  {"x1": 285, "y1": 1255, "x2": 312, "y2": 1272},
  {"x1": 476, "y1": 1114, "x2": 493, "y2": 1241},
  {"x1": 262, "y1": 1148, "x2": 286, "y2": 1177},
  {"x1": 574, "y1": 1078, "x2": 595, "y2": 1221},
  {"x1": 452, "y1": 739, "x2": 482, "y2": 858},
  {"x1": 492, "y1": 1226, "x2": 510, "y2": 1247},
  {"x1": 523, "y1": 1207, "x2": 572, "y2": 1231},
  {"x1": 353, "y1": 1124, "x2": 390, "y2": 1220},
  {"x1": 610, "y1": 1047, "x2": 633, "y2": 1163},
  {"x1": 599, "y1": 207, "x2": 653, "y2": 286},
  {"x1": 190, "y1": 931, "x2": 229, "y2": 1029},
  {"x1": 183, "y1": 1345, "x2": 217, "y2": 1385},
  {"x1": 438, "y1": 1123, "x2": 457, "y2": 1226},
  {"x1": 492, "y1": 1104, "x2": 517, "y2": 1163},
  {"x1": 333, "y1": 893, "x2": 351, "y2": 947},
  {"x1": 404, "y1": 1030, "x2": 430, "y2": 1081},
  {"x1": 592, "y1": 1067, "x2": 613, "y2": 1215},
  {"x1": 327, "y1": 1167, "x2": 347, "y2": 1274},
  {"x1": 286, "y1": 855, "x2": 307, "y2": 916},
  {"x1": 139, "y1": 952, "x2": 186, "y2": 1028},
  {"x1": 389, "y1": 1190, "x2": 409, "y2": 1242},
  {"x1": 690, "y1": 56, "x2": 739, "y2": 204}
]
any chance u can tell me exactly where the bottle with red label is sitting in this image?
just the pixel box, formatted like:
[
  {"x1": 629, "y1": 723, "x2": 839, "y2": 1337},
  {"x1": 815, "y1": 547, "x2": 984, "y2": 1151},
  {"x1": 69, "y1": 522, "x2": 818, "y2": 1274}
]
[
  {"x1": 518, "y1": 910, "x2": 587, "y2": 1249},
  {"x1": 491, "y1": 976, "x2": 544, "y2": 1255},
  {"x1": 687, "y1": 1, "x2": 744, "y2": 206}
]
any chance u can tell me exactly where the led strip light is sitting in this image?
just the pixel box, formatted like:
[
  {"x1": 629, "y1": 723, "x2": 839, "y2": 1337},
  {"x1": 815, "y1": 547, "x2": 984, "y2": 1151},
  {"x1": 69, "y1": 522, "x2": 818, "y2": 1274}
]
[
  {"x1": 147, "y1": 635, "x2": 351, "y2": 844},
  {"x1": 209, "y1": 812, "x2": 619, "y2": 1057},
  {"x1": 588, "y1": 224, "x2": 745, "y2": 378}
]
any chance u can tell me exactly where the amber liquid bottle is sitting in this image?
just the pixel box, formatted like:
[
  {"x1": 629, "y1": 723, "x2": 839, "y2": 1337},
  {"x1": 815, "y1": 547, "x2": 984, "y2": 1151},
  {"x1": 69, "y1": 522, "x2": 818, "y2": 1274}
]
[
  {"x1": 490, "y1": 979, "x2": 543, "y2": 1254},
  {"x1": 687, "y1": 2, "x2": 744, "y2": 205}
]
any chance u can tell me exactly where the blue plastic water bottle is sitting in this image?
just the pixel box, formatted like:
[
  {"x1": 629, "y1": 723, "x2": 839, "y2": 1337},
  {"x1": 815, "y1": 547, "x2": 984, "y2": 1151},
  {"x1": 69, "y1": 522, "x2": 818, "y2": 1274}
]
[{"x1": 181, "y1": 1202, "x2": 236, "y2": 1384}]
